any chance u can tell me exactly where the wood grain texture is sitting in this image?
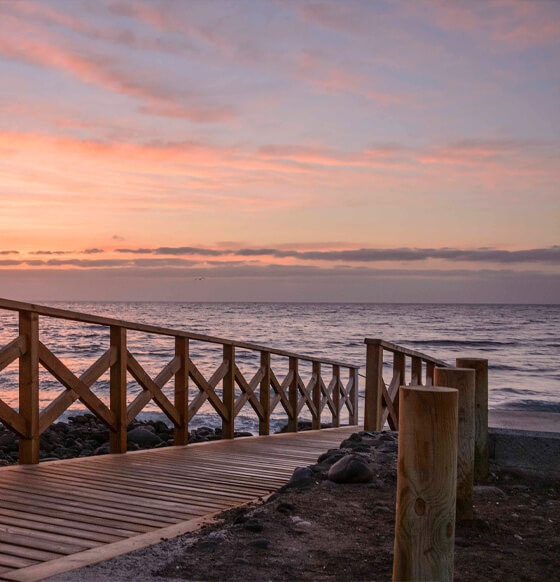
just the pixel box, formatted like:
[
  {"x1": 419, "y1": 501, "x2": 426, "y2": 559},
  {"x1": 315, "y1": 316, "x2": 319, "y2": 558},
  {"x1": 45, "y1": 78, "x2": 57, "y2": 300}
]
[
  {"x1": 18, "y1": 312, "x2": 39, "y2": 465},
  {"x1": 221, "y1": 345, "x2": 235, "y2": 438},
  {"x1": 434, "y1": 367, "x2": 476, "y2": 521},
  {"x1": 456, "y1": 358, "x2": 489, "y2": 482},
  {"x1": 109, "y1": 326, "x2": 127, "y2": 454},
  {"x1": 364, "y1": 342, "x2": 383, "y2": 430},
  {"x1": 0, "y1": 427, "x2": 357, "y2": 582},
  {"x1": 393, "y1": 386, "x2": 458, "y2": 582}
]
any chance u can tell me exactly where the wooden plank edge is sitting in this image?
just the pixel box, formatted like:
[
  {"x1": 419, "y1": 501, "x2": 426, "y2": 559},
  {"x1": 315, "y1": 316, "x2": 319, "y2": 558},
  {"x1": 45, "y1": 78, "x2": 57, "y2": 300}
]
[
  {"x1": 0, "y1": 494, "x2": 273, "y2": 582},
  {"x1": 0, "y1": 425, "x2": 361, "y2": 473}
]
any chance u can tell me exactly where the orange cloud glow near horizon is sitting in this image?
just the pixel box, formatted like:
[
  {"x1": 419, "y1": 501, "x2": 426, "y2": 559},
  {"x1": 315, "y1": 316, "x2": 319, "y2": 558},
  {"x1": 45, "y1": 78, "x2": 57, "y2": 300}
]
[{"x1": 1, "y1": 0, "x2": 559, "y2": 302}]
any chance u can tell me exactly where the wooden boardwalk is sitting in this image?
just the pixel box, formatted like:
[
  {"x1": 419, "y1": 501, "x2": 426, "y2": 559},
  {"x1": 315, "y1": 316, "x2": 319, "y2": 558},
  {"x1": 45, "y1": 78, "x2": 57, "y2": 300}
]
[{"x1": 0, "y1": 426, "x2": 357, "y2": 582}]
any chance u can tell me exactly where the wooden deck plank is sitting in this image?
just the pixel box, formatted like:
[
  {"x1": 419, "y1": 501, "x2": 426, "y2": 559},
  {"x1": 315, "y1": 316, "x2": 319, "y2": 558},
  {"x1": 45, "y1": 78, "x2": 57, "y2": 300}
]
[{"x1": 0, "y1": 426, "x2": 357, "y2": 582}]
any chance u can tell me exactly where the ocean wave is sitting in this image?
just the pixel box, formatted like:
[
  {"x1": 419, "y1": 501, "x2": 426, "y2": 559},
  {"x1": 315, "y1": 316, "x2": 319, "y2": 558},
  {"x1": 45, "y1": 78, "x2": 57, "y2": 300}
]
[
  {"x1": 404, "y1": 339, "x2": 518, "y2": 347},
  {"x1": 500, "y1": 400, "x2": 560, "y2": 413}
]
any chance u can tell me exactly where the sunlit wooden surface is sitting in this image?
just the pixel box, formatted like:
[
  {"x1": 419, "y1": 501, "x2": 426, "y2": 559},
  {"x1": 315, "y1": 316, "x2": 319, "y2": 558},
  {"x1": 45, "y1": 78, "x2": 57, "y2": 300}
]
[{"x1": 0, "y1": 426, "x2": 357, "y2": 582}]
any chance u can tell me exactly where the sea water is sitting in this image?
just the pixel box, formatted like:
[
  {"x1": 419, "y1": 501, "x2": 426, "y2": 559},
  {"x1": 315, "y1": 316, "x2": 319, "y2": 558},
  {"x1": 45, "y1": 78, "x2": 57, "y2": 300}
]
[{"x1": 0, "y1": 303, "x2": 558, "y2": 433}]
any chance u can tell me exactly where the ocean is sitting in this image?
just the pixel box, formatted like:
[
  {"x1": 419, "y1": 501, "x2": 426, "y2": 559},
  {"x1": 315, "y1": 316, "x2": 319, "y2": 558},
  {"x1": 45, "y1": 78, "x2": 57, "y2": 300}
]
[{"x1": 0, "y1": 302, "x2": 558, "y2": 433}]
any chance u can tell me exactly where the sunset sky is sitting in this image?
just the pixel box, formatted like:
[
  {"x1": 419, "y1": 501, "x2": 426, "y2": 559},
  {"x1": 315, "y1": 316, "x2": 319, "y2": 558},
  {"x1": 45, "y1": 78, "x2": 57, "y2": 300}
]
[{"x1": 1, "y1": 0, "x2": 559, "y2": 302}]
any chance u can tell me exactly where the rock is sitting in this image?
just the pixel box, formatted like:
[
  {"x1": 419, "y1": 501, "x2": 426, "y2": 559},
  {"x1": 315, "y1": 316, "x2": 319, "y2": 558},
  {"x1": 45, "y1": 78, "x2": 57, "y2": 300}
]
[
  {"x1": 328, "y1": 454, "x2": 374, "y2": 484},
  {"x1": 474, "y1": 485, "x2": 507, "y2": 499},
  {"x1": 317, "y1": 449, "x2": 345, "y2": 465},
  {"x1": 286, "y1": 467, "x2": 314, "y2": 488},
  {"x1": 127, "y1": 427, "x2": 162, "y2": 447},
  {"x1": 196, "y1": 427, "x2": 214, "y2": 437},
  {"x1": 377, "y1": 441, "x2": 398, "y2": 454},
  {"x1": 291, "y1": 516, "x2": 312, "y2": 527},
  {"x1": 358, "y1": 430, "x2": 379, "y2": 438},
  {"x1": 234, "y1": 558, "x2": 250, "y2": 565},
  {"x1": 0, "y1": 433, "x2": 15, "y2": 446},
  {"x1": 94, "y1": 443, "x2": 110, "y2": 455}
]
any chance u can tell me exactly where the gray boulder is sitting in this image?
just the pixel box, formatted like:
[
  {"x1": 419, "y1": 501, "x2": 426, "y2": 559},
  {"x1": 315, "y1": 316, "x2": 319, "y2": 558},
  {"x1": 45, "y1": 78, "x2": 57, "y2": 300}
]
[
  {"x1": 127, "y1": 427, "x2": 162, "y2": 447},
  {"x1": 327, "y1": 454, "x2": 374, "y2": 484},
  {"x1": 286, "y1": 467, "x2": 314, "y2": 488}
]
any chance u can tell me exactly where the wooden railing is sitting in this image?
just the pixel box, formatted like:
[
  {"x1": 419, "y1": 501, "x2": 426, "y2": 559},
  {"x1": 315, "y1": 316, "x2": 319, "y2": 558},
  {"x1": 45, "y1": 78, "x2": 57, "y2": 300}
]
[
  {"x1": 0, "y1": 298, "x2": 360, "y2": 464},
  {"x1": 363, "y1": 338, "x2": 449, "y2": 431}
]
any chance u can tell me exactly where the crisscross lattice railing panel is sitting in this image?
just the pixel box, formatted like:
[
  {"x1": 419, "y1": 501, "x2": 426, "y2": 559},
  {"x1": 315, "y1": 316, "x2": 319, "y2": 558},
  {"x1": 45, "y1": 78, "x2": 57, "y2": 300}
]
[
  {"x1": 0, "y1": 298, "x2": 360, "y2": 464},
  {"x1": 364, "y1": 338, "x2": 450, "y2": 431}
]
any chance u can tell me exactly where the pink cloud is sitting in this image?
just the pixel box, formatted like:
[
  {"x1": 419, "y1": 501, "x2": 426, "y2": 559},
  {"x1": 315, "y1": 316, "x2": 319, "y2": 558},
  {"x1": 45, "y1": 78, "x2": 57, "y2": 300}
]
[{"x1": 0, "y1": 13, "x2": 236, "y2": 123}]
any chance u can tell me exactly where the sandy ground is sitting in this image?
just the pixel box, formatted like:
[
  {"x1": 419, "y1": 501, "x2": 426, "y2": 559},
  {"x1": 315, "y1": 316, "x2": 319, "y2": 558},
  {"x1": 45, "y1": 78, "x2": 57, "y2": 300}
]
[{"x1": 48, "y1": 431, "x2": 560, "y2": 582}]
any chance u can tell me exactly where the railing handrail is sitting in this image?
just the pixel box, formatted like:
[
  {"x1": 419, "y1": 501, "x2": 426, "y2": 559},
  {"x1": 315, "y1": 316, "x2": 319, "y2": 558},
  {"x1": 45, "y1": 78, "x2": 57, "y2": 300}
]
[
  {"x1": 0, "y1": 297, "x2": 359, "y2": 369},
  {"x1": 364, "y1": 338, "x2": 448, "y2": 368}
]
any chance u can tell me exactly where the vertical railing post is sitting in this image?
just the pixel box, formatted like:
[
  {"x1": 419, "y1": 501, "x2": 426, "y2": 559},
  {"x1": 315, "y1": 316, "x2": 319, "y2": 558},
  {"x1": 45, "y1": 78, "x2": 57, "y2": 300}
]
[
  {"x1": 222, "y1": 344, "x2": 235, "y2": 439},
  {"x1": 287, "y1": 357, "x2": 298, "y2": 432},
  {"x1": 110, "y1": 326, "x2": 127, "y2": 454},
  {"x1": 259, "y1": 351, "x2": 271, "y2": 436},
  {"x1": 456, "y1": 358, "x2": 489, "y2": 481},
  {"x1": 174, "y1": 336, "x2": 189, "y2": 446},
  {"x1": 332, "y1": 364, "x2": 340, "y2": 427},
  {"x1": 364, "y1": 341, "x2": 383, "y2": 431},
  {"x1": 425, "y1": 361, "x2": 435, "y2": 386},
  {"x1": 411, "y1": 356, "x2": 422, "y2": 385},
  {"x1": 434, "y1": 367, "x2": 476, "y2": 522},
  {"x1": 312, "y1": 361, "x2": 321, "y2": 430},
  {"x1": 393, "y1": 351, "x2": 406, "y2": 420},
  {"x1": 393, "y1": 386, "x2": 458, "y2": 582},
  {"x1": 18, "y1": 310, "x2": 39, "y2": 464},
  {"x1": 349, "y1": 368, "x2": 359, "y2": 425}
]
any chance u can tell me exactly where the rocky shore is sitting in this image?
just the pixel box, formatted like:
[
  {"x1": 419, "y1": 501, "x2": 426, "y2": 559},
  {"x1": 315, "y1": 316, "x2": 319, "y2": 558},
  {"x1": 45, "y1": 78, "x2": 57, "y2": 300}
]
[
  {"x1": 49, "y1": 429, "x2": 560, "y2": 582},
  {"x1": 0, "y1": 413, "x2": 253, "y2": 465}
]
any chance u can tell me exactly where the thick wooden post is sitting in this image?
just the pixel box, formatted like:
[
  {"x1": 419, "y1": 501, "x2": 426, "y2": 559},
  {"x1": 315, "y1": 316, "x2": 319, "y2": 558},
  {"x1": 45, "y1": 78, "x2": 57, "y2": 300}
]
[
  {"x1": 411, "y1": 356, "x2": 422, "y2": 385},
  {"x1": 287, "y1": 357, "x2": 298, "y2": 432},
  {"x1": 312, "y1": 361, "x2": 321, "y2": 430},
  {"x1": 365, "y1": 342, "x2": 383, "y2": 430},
  {"x1": 349, "y1": 368, "x2": 359, "y2": 425},
  {"x1": 174, "y1": 337, "x2": 189, "y2": 446},
  {"x1": 110, "y1": 326, "x2": 127, "y2": 454},
  {"x1": 332, "y1": 364, "x2": 340, "y2": 427},
  {"x1": 18, "y1": 311, "x2": 39, "y2": 464},
  {"x1": 435, "y1": 367, "x2": 476, "y2": 521},
  {"x1": 259, "y1": 351, "x2": 271, "y2": 435},
  {"x1": 456, "y1": 358, "x2": 489, "y2": 481},
  {"x1": 222, "y1": 344, "x2": 235, "y2": 439},
  {"x1": 425, "y1": 362, "x2": 435, "y2": 386},
  {"x1": 393, "y1": 386, "x2": 458, "y2": 582}
]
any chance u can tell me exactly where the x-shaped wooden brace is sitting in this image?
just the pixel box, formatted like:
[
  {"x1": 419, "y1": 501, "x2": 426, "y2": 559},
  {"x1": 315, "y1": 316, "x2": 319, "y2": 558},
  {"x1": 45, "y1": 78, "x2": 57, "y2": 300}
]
[
  {"x1": 381, "y1": 371, "x2": 401, "y2": 430},
  {"x1": 126, "y1": 352, "x2": 181, "y2": 426},
  {"x1": 320, "y1": 376, "x2": 337, "y2": 415},
  {"x1": 38, "y1": 342, "x2": 116, "y2": 433},
  {"x1": 0, "y1": 336, "x2": 27, "y2": 436},
  {"x1": 296, "y1": 374, "x2": 318, "y2": 419},
  {"x1": 233, "y1": 365, "x2": 265, "y2": 421},
  {"x1": 337, "y1": 375, "x2": 355, "y2": 418},
  {"x1": 188, "y1": 359, "x2": 229, "y2": 422},
  {"x1": 269, "y1": 369, "x2": 293, "y2": 417}
]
